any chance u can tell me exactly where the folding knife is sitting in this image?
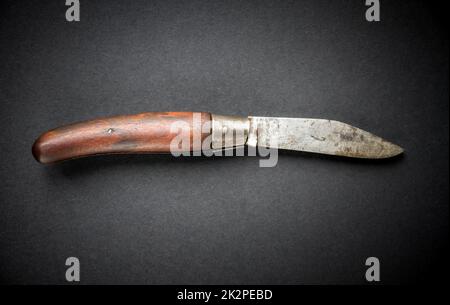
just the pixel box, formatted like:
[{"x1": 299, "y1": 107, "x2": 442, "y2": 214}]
[{"x1": 32, "y1": 112, "x2": 403, "y2": 164}]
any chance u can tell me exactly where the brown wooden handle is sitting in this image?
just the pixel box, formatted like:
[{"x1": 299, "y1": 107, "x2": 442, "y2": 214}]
[{"x1": 32, "y1": 112, "x2": 211, "y2": 164}]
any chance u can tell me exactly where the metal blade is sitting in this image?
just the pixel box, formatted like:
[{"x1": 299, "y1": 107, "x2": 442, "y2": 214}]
[{"x1": 247, "y1": 116, "x2": 403, "y2": 159}]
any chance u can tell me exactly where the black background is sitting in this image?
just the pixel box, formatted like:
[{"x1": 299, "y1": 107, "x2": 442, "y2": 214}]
[{"x1": 0, "y1": 0, "x2": 448, "y2": 284}]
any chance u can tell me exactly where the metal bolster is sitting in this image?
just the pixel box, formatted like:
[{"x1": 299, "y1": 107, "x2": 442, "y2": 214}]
[{"x1": 211, "y1": 114, "x2": 250, "y2": 150}]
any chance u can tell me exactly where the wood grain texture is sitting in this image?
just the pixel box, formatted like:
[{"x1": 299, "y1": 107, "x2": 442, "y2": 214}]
[{"x1": 32, "y1": 112, "x2": 211, "y2": 164}]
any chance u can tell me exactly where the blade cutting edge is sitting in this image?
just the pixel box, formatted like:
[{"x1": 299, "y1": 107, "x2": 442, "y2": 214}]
[{"x1": 247, "y1": 116, "x2": 403, "y2": 159}]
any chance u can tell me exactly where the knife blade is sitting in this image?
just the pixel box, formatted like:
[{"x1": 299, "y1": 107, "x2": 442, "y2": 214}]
[
  {"x1": 246, "y1": 116, "x2": 403, "y2": 159},
  {"x1": 32, "y1": 112, "x2": 403, "y2": 163}
]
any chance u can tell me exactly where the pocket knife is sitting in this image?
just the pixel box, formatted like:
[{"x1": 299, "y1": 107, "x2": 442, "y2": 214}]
[{"x1": 32, "y1": 112, "x2": 403, "y2": 164}]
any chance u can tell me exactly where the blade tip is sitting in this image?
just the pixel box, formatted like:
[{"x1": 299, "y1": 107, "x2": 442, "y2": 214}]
[{"x1": 380, "y1": 142, "x2": 404, "y2": 159}]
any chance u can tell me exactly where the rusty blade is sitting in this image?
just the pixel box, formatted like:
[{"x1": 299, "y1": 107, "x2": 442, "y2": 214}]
[{"x1": 246, "y1": 116, "x2": 403, "y2": 159}]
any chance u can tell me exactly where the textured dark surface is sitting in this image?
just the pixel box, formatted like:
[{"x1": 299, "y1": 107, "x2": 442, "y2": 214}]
[{"x1": 0, "y1": 0, "x2": 448, "y2": 284}]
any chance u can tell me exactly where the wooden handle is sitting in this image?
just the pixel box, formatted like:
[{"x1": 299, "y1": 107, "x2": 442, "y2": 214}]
[{"x1": 32, "y1": 112, "x2": 211, "y2": 164}]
